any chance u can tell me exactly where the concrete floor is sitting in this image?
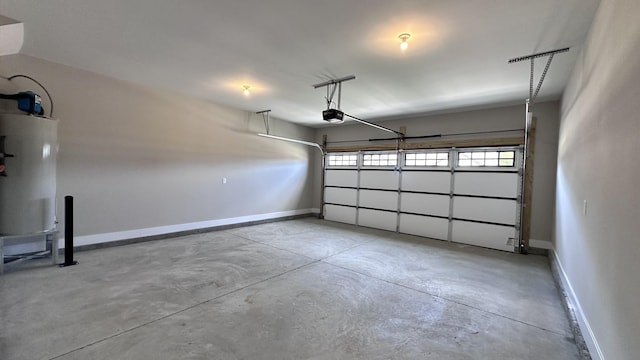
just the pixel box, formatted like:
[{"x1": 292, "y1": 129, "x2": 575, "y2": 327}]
[{"x1": 0, "y1": 218, "x2": 578, "y2": 359}]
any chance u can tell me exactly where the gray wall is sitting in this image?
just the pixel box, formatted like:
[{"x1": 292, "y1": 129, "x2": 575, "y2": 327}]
[
  {"x1": 0, "y1": 54, "x2": 316, "y2": 241},
  {"x1": 313, "y1": 101, "x2": 559, "y2": 245},
  {"x1": 556, "y1": 0, "x2": 640, "y2": 359}
]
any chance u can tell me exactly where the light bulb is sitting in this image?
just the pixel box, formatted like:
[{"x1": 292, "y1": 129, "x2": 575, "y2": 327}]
[
  {"x1": 398, "y1": 33, "x2": 411, "y2": 51},
  {"x1": 242, "y1": 84, "x2": 251, "y2": 96}
]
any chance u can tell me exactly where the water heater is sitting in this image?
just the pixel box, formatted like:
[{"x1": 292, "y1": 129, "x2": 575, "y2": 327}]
[{"x1": 0, "y1": 113, "x2": 58, "y2": 241}]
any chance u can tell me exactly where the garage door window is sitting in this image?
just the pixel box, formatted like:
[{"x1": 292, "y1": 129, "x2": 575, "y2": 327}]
[
  {"x1": 327, "y1": 153, "x2": 358, "y2": 167},
  {"x1": 405, "y1": 152, "x2": 449, "y2": 167},
  {"x1": 458, "y1": 150, "x2": 515, "y2": 167},
  {"x1": 363, "y1": 152, "x2": 397, "y2": 167}
]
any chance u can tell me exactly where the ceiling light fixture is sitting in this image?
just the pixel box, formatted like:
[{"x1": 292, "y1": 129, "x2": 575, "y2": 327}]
[
  {"x1": 242, "y1": 84, "x2": 251, "y2": 96},
  {"x1": 398, "y1": 33, "x2": 411, "y2": 50}
]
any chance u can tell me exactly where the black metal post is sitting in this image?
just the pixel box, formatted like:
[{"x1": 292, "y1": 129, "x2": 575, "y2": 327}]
[{"x1": 60, "y1": 195, "x2": 78, "y2": 267}]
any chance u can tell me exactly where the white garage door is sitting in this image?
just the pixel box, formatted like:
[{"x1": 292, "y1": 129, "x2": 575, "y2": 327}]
[
  {"x1": 323, "y1": 147, "x2": 521, "y2": 252},
  {"x1": 324, "y1": 168, "x2": 358, "y2": 224}
]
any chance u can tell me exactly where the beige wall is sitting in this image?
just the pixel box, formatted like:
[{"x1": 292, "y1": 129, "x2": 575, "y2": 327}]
[
  {"x1": 556, "y1": 0, "x2": 640, "y2": 359},
  {"x1": 313, "y1": 101, "x2": 560, "y2": 245},
  {"x1": 0, "y1": 54, "x2": 316, "y2": 240}
]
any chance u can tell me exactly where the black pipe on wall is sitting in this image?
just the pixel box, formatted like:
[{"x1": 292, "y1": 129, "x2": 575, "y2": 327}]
[{"x1": 60, "y1": 195, "x2": 78, "y2": 267}]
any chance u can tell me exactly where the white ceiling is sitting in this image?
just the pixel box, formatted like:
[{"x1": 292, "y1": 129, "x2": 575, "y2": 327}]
[{"x1": 0, "y1": 0, "x2": 600, "y2": 127}]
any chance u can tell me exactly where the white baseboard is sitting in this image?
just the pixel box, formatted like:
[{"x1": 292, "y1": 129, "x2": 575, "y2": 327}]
[
  {"x1": 59, "y1": 208, "x2": 318, "y2": 248},
  {"x1": 552, "y1": 249, "x2": 605, "y2": 360},
  {"x1": 530, "y1": 238, "x2": 553, "y2": 249}
]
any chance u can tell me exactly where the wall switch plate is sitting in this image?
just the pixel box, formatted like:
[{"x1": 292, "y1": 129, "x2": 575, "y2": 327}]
[
  {"x1": 583, "y1": 200, "x2": 587, "y2": 216},
  {"x1": 222, "y1": 177, "x2": 227, "y2": 184}
]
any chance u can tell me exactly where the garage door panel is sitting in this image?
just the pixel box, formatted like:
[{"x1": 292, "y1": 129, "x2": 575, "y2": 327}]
[
  {"x1": 400, "y1": 193, "x2": 450, "y2": 217},
  {"x1": 325, "y1": 170, "x2": 358, "y2": 187},
  {"x1": 325, "y1": 188, "x2": 357, "y2": 206},
  {"x1": 454, "y1": 172, "x2": 518, "y2": 198},
  {"x1": 399, "y1": 214, "x2": 448, "y2": 241},
  {"x1": 452, "y1": 220, "x2": 515, "y2": 252},
  {"x1": 359, "y1": 190, "x2": 398, "y2": 211},
  {"x1": 360, "y1": 171, "x2": 398, "y2": 190},
  {"x1": 359, "y1": 209, "x2": 396, "y2": 231},
  {"x1": 324, "y1": 205, "x2": 356, "y2": 225},
  {"x1": 402, "y1": 171, "x2": 451, "y2": 193},
  {"x1": 453, "y1": 197, "x2": 517, "y2": 225}
]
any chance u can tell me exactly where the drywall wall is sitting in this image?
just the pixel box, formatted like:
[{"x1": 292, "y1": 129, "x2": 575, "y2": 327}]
[
  {"x1": 0, "y1": 54, "x2": 316, "y2": 242},
  {"x1": 313, "y1": 101, "x2": 559, "y2": 245},
  {"x1": 556, "y1": 0, "x2": 640, "y2": 359}
]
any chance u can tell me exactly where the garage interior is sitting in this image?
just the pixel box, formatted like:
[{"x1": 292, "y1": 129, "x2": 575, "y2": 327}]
[{"x1": 0, "y1": 1, "x2": 638, "y2": 359}]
